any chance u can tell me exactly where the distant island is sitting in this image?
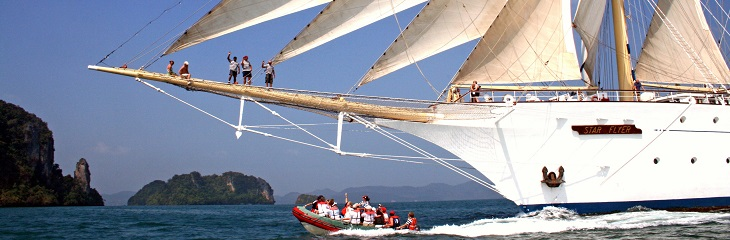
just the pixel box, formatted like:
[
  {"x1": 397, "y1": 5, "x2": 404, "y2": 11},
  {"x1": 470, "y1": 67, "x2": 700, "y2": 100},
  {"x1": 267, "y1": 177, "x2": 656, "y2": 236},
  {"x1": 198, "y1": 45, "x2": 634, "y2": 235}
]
[
  {"x1": 128, "y1": 171, "x2": 274, "y2": 205},
  {"x1": 0, "y1": 100, "x2": 103, "y2": 207},
  {"x1": 277, "y1": 181, "x2": 503, "y2": 205}
]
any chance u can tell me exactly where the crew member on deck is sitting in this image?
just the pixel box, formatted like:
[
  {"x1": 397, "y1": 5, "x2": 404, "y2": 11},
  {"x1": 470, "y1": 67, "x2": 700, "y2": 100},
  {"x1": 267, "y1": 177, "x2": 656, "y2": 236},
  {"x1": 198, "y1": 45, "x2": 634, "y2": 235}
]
[
  {"x1": 633, "y1": 79, "x2": 645, "y2": 101},
  {"x1": 470, "y1": 81, "x2": 481, "y2": 103}
]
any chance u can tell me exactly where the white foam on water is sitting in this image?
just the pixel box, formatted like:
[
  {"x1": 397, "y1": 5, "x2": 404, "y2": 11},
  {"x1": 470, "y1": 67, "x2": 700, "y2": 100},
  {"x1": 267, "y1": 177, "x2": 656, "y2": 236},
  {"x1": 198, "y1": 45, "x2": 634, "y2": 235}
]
[{"x1": 331, "y1": 207, "x2": 730, "y2": 238}]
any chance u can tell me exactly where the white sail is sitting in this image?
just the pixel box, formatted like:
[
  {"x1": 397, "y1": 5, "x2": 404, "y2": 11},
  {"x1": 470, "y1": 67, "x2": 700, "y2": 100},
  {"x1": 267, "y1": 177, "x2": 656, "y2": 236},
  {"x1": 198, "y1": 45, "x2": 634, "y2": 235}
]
[
  {"x1": 573, "y1": 0, "x2": 608, "y2": 85},
  {"x1": 634, "y1": 0, "x2": 730, "y2": 85},
  {"x1": 272, "y1": 0, "x2": 427, "y2": 65},
  {"x1": 164, "y1": 0, "x2": 331, "y2": 55},
  {"x1": 450, "y1": 0, "x2": 581, "y2": 85},
  {"x1": 357, "y1": 0, "x2": 507, "y2": 87}
]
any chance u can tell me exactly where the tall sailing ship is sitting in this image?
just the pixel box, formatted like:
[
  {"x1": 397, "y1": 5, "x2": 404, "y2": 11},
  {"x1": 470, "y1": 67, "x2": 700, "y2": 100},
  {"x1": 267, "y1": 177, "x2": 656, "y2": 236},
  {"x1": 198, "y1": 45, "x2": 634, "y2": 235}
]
[{"x1": 90, "y1": 0, "x2": 730, "y2": 214}]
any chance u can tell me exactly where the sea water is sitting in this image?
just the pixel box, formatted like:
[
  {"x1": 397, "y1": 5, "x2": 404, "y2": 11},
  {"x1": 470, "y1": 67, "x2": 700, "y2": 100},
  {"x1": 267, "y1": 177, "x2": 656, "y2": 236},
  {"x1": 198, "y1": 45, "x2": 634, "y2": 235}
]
[{"x1": 1, "y1": 199, "x2": 728, "y2": 239}]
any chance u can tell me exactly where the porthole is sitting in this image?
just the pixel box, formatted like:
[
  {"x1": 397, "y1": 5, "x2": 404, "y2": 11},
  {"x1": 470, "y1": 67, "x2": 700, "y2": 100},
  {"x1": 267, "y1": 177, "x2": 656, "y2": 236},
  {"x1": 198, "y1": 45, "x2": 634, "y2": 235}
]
[
  {"x1": 680, "y1": 116, "x2": 686, "y2": 123},
  {"x1": 726, "y1": 157, "x2": 729, "y2": 164},
  {"x1": 713, "y1": 117, "x2": 719, "y2": 124},
  {"x1": 653, "y1": 158, "x2": 660, "y2": 164},
  {"x1": 691, "y1": 157, "x2": 697, "y2": 164}
]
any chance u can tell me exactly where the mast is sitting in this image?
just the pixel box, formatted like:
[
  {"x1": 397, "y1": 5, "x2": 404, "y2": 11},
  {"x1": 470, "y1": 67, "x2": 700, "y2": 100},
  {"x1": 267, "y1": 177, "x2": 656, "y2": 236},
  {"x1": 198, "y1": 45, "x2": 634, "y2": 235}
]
[{"x1": 611, "y1": 0, "x2": 634, "y2": 101}]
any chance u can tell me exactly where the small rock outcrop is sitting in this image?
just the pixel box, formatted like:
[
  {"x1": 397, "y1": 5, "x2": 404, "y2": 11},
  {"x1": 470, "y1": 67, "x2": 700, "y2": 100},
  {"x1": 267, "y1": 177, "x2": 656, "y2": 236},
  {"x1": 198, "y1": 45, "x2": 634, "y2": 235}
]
[{"x1": 74, "y1": 158, "x2": 92, "y2": 194}]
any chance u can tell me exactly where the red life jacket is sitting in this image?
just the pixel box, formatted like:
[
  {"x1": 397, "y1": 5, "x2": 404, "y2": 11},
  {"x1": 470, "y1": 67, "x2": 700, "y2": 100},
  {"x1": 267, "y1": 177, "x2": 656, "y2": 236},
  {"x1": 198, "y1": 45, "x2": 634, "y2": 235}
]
[
  {"x1": 389, "y1": 215, "x2": 400, "y2": 229},
  {"x1": 408, "y1": 217, "x2": 418, "y2": 230}
]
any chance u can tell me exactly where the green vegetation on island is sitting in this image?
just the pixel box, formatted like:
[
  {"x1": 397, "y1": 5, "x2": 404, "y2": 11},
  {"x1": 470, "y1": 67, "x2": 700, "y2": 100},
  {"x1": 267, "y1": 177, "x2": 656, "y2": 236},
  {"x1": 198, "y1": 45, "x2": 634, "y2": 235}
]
[
  {"x1": 295, "y1": 194, "x2": 317, "y2": 205},
  {"x1": 0, "y1": 100, "x2": 103, "y2": 207},
  {"x1": 128, "y1": 171, "x2": 275, "y2": 205}
]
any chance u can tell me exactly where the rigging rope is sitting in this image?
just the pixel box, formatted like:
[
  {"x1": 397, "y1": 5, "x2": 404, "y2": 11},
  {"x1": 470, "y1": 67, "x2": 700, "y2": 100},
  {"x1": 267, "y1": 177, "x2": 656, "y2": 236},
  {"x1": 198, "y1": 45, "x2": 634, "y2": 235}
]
[
  {"x1": 132, "y1": 77, "x2": 485, "y2": 179},
  {"x1": 140, "y1": 0, "x2": 216, "y2": 69},
  {"x1": 348, "y1": 0, "x2": 439, "y2": 96},
  {"x1": 96, "y1": 1, "x2": 183, "y2": 66}
]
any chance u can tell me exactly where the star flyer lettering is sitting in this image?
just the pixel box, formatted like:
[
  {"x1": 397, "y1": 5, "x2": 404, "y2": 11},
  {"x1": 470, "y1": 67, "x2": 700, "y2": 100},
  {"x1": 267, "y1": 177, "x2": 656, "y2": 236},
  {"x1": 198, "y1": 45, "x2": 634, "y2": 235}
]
[{"x1": 571, "y1": 125, "x2": 642, "y2": 135}]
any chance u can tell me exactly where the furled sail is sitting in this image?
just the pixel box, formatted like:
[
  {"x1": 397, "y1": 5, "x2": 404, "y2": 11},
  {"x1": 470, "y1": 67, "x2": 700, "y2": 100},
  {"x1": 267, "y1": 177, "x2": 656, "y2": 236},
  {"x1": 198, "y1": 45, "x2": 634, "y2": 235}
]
[
  {"x1": 450, "y1": 0, "x2": 581, "y2": 85},
  {"x1": 634, "y1": 0, "x2": 730, "y2": 85},
  {"x1": 164, "y1": 0, "x2": 331, "y2": 55},
  {"x1": 358, "y1": 0, "x2": 507, "y2": 87},
  {"x1": 573, "y1": 0, "x2": 608, "y2": 85},
  {"x1": 272, "y1": 0, "x2": 427, "y2": 65}
]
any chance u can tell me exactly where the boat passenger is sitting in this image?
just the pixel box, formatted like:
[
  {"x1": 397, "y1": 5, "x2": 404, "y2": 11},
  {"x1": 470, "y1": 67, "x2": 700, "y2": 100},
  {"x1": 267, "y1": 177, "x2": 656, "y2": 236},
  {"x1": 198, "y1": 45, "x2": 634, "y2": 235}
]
[
  {"x1": 179, "y1": 61, "x2": 191, "y2": 79},
  {"x1": 343, "y1": 203, "x2": 362, "y2": 225},
  {"x1": 396, "y1": 212, "x2": 418, "y2": 231},
  {"x1": 359, "y1": 195, "x2": 371, "y2": 208},
  {"x1": 341, "y1": 201, "x2": 352, "y2": 216},
  {"x1": 328, "y1": 199, "x2": 341, "y2": 220},
  {"x1": 316, "y1": 196, "x2": 329, "y2": 216},
  {"x1": 378, "y1": 204, "x2": 389, "y2": 223},
  {"x1": 373, "y1": 208, "x2": 385, "y2": 226},
  {"x1": 384, "y1": 210, "x2": 400, "y2": 229},
  {"x1": 362, "y1": 206, "x2": 375, "y2": 226}
]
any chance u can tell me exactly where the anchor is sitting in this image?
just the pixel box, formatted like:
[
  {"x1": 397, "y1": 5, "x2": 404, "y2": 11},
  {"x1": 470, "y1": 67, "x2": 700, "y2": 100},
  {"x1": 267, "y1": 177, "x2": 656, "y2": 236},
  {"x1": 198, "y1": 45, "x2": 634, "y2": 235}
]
[{"x1": 541, "y1": 166, "x2": 565, "y2": 188}]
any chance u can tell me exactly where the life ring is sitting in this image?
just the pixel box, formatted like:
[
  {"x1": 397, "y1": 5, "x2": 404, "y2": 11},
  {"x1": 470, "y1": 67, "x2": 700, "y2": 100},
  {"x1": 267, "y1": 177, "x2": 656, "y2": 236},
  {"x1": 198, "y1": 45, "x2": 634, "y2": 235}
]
[{"x1": 591, "y1": 95, "x2": 598, "y2": 101}]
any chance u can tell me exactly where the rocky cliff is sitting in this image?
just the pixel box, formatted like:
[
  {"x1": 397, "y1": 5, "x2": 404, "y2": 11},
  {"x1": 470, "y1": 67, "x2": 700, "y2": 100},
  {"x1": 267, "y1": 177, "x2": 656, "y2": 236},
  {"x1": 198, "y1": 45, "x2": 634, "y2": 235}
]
[
  {"x1": 0, "y1": 100, "x2": 103, "y2": 206},
  {"x1": 128, "y1": 171, "x2": 275, "y2": 205}
]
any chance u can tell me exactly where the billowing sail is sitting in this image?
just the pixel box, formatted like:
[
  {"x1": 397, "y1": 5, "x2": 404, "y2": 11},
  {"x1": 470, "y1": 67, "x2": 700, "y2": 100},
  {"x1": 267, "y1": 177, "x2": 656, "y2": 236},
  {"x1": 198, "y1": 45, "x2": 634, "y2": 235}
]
[
  {"x1": 272, "y1": 0, "x2": 427, "y2": 65},
  {"x1": 573, "y1": 0, "x2": 608, "y2": 84},
  {"x1": 164, "y1": 0, "x2": 331, "y2": 55},
  {"x1": 634, "y1": 0, "x2": 730, "y2": 85},
  {"x1": 450, "y1": 0, "x2": 581, "y2": 85},
  {"x1": 358, "y1": 0, "x2": 507, "y2": 87}
]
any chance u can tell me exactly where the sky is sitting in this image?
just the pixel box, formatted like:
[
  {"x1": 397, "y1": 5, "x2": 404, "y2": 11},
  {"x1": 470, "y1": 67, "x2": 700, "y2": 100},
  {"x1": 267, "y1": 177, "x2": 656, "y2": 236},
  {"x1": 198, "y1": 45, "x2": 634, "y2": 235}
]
[{"x1": 0, "y1": 1, "x2": 482, "y2": 196}]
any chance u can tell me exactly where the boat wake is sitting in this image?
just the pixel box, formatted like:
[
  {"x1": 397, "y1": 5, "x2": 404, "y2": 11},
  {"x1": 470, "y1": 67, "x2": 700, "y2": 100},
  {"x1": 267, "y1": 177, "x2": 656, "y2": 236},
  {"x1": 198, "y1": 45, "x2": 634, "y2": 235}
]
[{"x1": 332, "y1": 207, "x2": 730, "y2": 237}]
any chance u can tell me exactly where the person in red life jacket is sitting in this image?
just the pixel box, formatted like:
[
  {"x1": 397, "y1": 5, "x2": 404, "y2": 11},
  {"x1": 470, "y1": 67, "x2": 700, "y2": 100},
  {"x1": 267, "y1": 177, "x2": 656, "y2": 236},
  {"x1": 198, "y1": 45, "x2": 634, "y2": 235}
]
[
  {"x1": 342, "y1": 203, "x2": 362, "y2": 225},
  {"x1": 384, "y1": 210, "x2": 400, "y2": 229},
  {"x1": 377, "y1": 204, "x2": 388, "y2": 222},
  {"x1": 341, "y1": 201, "x2": 352, "y2": 216},
  {"x1": 396, "y1": 212, "x2": 418, "y2": 231},
  {"x1": 316, "y1": 195, "x2": 330, "y2": 216}
]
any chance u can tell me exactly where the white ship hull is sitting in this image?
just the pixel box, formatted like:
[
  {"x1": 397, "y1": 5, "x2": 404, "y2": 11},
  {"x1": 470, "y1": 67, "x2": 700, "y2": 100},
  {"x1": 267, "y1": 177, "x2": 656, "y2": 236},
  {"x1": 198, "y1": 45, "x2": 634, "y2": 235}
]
[{"x1": 378, "y1": 101, "x2": 730, "y2": 214}]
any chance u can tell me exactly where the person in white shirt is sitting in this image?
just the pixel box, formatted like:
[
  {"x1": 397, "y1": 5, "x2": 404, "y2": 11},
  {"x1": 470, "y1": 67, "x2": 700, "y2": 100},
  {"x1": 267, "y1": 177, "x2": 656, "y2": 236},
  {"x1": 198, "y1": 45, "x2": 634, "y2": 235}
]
[
  {"x1": 261, "y1": 60, "x2": 275, "y2": 88},
  {"x1": 240, "y1": 56, "x2": 252, "y2": 85},
  {"x1": 227, "y1": 52, "x2": 240, "y2": 84}
]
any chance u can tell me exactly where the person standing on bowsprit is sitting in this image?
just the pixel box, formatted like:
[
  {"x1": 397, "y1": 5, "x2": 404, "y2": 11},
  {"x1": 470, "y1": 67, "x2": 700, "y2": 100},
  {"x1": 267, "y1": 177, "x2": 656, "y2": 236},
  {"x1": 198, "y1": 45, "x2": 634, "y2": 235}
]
[
  {"x1": 227, "y1": 52, "x2": 240, "y2": 84},
  {"x1": 262, "y1": 60, "x2": 275, "y2": 88}
]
